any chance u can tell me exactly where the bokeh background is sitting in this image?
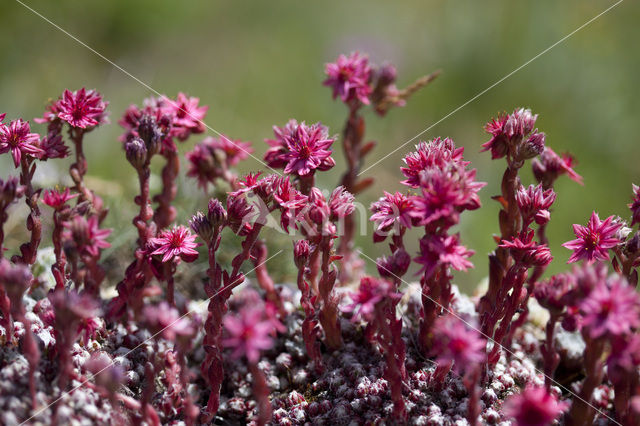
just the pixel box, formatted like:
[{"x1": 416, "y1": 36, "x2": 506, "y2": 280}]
[{"x1": 0, "y1": 0, "x2": 638, "y2": 293}]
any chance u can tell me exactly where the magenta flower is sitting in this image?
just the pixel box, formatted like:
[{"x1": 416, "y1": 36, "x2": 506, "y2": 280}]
[
  {"x1": 0, "y1": 119, "x2": 43, "y2": 167},
  {"x1": 401, "y1": 138, "x2": 467, "y2": 188},
  {"x1": 431, "y1": 314, "x2": 485, "y2": 374},
  {"x1": 328, "y1": 186, "x2": 355, "y2": 219},
  {"x1": 42, "y1": 188, "x2": 78, "y2": 210},
  {"x1": 515, "y1": 184, "x2": 556, "y2": 226},
  {"x1": 38, "y1": 132, "x2": 69, "y2": 160},
  {"x1": 281, "y1": 121, "x2": 335, "y2": 176},
  {"x1": 142, "y1": 302, "x2": 195, "y2": 341},
  {"x1": 273, "y1": 177, "x2": 308, "y2": 232},
  {"x1": 503, "y1": 386, "x2": 567, "y2": 426},
  {"x1": 376, "y1": 249, "x2": 411, "y2": 279},
  {"x1": 500, "y1": 230, "x2": 552, "y2": 267},
  {"x1": 64, "y1": 216, "x2": 111, "y2": 257},
  {"x1": 481, "y1": 108, "x2": 538, "y2": 159},
  {"x1": 149, "y1": 225, "x2": 199, "y2": 263},
  {"x1": 223, "y1": 307, "x2": 278, "y2": 363},
  {"x1": 415, "y1": 233, "x2": 474, "y2": 279},
  {"x1": 562, "y1": 211, "x2": 621, "y2": 264},
  {"x1": 56, "y1": 88, "x2": 108, "y2": 129},
  {"x1": 532, "y1": 146, "x2": 583, "y2": 185},
  {"x1": 629, "y1": 184, "x2": 640, "y2": 227},
  {"x1": 264, "y1": 119, "x2": 297, "y2": 169},
  {"x1": 343, "y1": 276, "x2": 400, "y2": 322},
  {"x1": 323, "y1": 52, "x2": 372, "y2": 105},
  {"x1": 580, "y1": 275, "x2": 640, "y2": 339},
  {"x1": 370, "y1": 191, "x2": 416, "y2": 238},
  {"x1": 163, "y1": 92, "x2": 208, "y2": 140}
]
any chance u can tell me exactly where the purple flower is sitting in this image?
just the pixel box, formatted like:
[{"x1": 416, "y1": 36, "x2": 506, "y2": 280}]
[
  {"x1": 370, "y1": 191, "x2": 416, "y2": 238},
  {"x1": 534, "y1": 273, "x2": 576, "y2": 314},
  {"x1": 38, "y1": 132, "x2": 69, "y2": 160},
  {"x1": 431, "y1": 314, "x2": 485, "y2": 374},
  {"x1": 343, "y1": 276, "x2": 400, "y2": 322},
  {"x1": 503, "y1": 385, "x2": 567, "y2": 426},
  {"x1": 223, "y1": 307, "x2": 278, "y2": 363},
  {"x1": 415, "y1": 233, "x2": 474, "y2": 279},
  {"x1": 401, "y1": 138, "x2": 467, "y2": 188},
  {"x1": 376, "y1": 249, "x2": 411, "y2": 279},
  {"x1": 63, "y1": 216, "x2": 111, "y2": 257},
  {"x1": 323, "y1": 52, "x2": 372, "y2": 105},
  {"x1": 185, "y1": 136, "x2": 252, "y2": 189},
  {"x1": 532, "y1": 146, "x2": 583, "y2": 185},
  {"x1": 56, "y1": 88, "x2": 108, "y2": 129},
  {"x1": 579, "y1": 274, "x2": 640, "y2": 339},
  {"x1": 142, "y1": 302, "x2": 195, "y2": 341},
  {"x1": 163, "y1": 92, "x2": 208, "y2": 140},
  {"x1": 0, "y1": 119, "x2": 43, "y2": 167},
  {"x1": 515, "y1": 184, "x2": 556, "y2": 226},
  {"x1": 42, "y1": 188, "x2": 78, "y2": 210},
  {"x1": 281, "y1": 121, "x2": 335, "y2": 176},
  {"x1": 562, "y1": 211, "x2": 621, "y2": 264},
  {"x1": 500, "y1": 230, "x2": 552, "y2": 267},
  {"x1": 149, "y1": 225, "x2": 199, "y2": 263}
]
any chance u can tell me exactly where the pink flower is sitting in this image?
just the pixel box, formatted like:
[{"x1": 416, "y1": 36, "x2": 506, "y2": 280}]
[
  {"x1": 532, "y1": 147, "x2": 583, "y2": 185},
  {"x1": 56, "y1": 88, "x2": 108, "y2": 128},
  {"x1": 534, "y1": 273, "x2": 576, "y2": 314},
  {"x1": 415, "y1": 233, "x2": 474, "y2": 279},
  {"x1": 63, "y1": 216, "x2": 111, "y2": 257},
  {"x1": 323, "y1": 52, "x2": 372, "y2": 105},
  {"x1": 503, "y1": 385, "x2": 567, "y2": 426},
  {"x1": 0, "y1": 119, "x2": 43, "y2": 167},
  {"x1": 281, "y1": 121, "x2": 335, "y2": 176},
  {"x1": 185, "y1": 136, "x2": 252, "y2": 189},
  {"x1": 142, "y1": 302, "x2": 195, "y2": 341},
  {"x1": 370, "y1": 191, "x2": 416, "y2": 238},
  {"x1": 223, "y1": 307, "x2": 278, "y2": 363},
  {"x1": 481, "y1": 108, "x2": 538, "y2": 160},
  {"x1": 515, "y1": 184, "x2": 556, "y2": 226},
  {"x1": 163, "y1": 92, "x2": 208, "y2": 140},
  {"x1": 273, "y1": 177, "x2": 308, "y2": 232},
  {"x1": 264, "y1": 119, "x2": 297, "y2": 169},
  {"x1": 328, "y1": 186, "x2": 355, "y2": 219},
  {"x1": 431, "y1": 315, "x2": 486, "y2": 374},
  {"x1": 580, "y1": 275, "x2": 640, "y2": 339},
  {"x1": 149, "y1": 225, "x2": 199, "y2": 263},
  {"x1": 562, "y1": 211, "x2": 621, "y2": 264},
  {"x1": 38, "y1": 132, "x2": 69, "y2": 160},
  {"x1": 376, "y1": 249, "x2": 411, "y2": 279},
  {"x1": 629, "y1": 184, "x2": 640, "y2": 227},
  {"x1": 500, "y1": 230, "x2": 552, "y2": 267},
  {"x1": 401, "y1": 138, "x2": 468, "y2": 188},
  {"x1": 343, "y1": 276, "x2": 400, "y2": 322},
  {"x1": 42, "y1": 188, "x2": 78, "y2": 210}
]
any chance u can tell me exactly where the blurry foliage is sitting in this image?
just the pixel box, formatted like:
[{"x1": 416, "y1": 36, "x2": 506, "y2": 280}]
[{"x1": 0, "y1": 0, "x2": 638, "y2": 292}]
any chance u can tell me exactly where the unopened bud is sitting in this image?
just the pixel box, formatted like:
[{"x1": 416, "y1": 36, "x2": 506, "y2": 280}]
[{"x1": 125, "y1": 137, "x2": 147, "y2": 169}]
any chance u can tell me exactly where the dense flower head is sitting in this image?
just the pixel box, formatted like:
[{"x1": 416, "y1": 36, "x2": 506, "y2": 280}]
[
  {"x1": 53, "y1": 88, "x2": 108, "y2": 129},
  {"x1": 63, "y1": 215, "x2": 111, "y2": 258},
  {"x1": 142, "y1": 302, "x2": 195, "y2": 341},
  {"x1": 534, "y1": 273, "x2": 576, "y2": 314},
  {"x1": 502, "y1": 385, "x2": 567, "y2": 426},
  {"x1": 263, "y1": 120, "x2": 335, "y2": 176},
  {"x1": 629, "y1": 184, "x2": 640, "y2": 227},
  {"x1": 562, "y1": 211, "x2": 622, "y2": 264},
  {"x1": 579, "y1": 274, "x2": 640, "y2": 339},
  {"x1": 481, "y1": 108, "x2": 539, "y2": 160},
  {"x1": 223, "y1": 306, "x2": 280, "y2": 363},
  {"x1": 376, "y1": 248, "x2": 411, "y2": 279},
  {"x1": 415, "y1": 233, "x2": 474, "y2": 279},
  {"x1": 499, "y1": 230, "x2": 553, "y2": 267},
  {"x1": 343, "y1": 276, "x2": 400, "y2": 322},
  {"x1": 162, "y1": 92, "x2": 208, "y2": 140},
  {"x1": 411, "y1": 165, "x2": 485, "y2": 227},
  {"x1": 431, "y1": 314, "x2": 486, "y2": 374},
  {"x1": 370, "y1": 191, "x2": 416, "y2": 240},
  {"x1": 328, "y1": 186, "x2": 355, "y2": 219},
  {"x1": 38, "y1": 132, "x2": 69, "y2": 160},
  {"x1": 323, "y1": 52, "x2": 372, "y2": 105},
  {"x1": 0, "y1": 119, "x2": 43, "y2": 167},
  {"x1": 226, "y1": 193, "x2": 256, "y2": 236},
  {"x1": 0, "y1": 176, "x2": 25, "y2": 209},
  {"x1": 532, "y1": 146, "x2": 583, "y2": 186},
  {"x1": 185, "y1": 136, "x2": 252, "y2": 189},
  {"x1": 273, "y1": 177, "x2": 308, "y2": 232},
  {"x1": 42, "y1": 188, "x2": 78, "y2": 210},
  {"x1": 118, "y1": 98, "x2": 172, "y2": 144},
  {"x1": 400, "y1": 138, "x2": 468, "y2": 188},
  {"x1": 516, "y1": 184, "x2": 556, "y2": 226},
  {"x1": 149, "y1": 225, "x2": 199, "y2": 263}
]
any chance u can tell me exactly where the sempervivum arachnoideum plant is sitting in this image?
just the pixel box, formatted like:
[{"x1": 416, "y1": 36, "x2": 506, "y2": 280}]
[{"x1": 0, "y1": 52, "x2": 639, "y2": 426}]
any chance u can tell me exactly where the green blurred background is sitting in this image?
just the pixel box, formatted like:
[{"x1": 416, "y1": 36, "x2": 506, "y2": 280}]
[{"x1": 0, "y1": 0, "x2": 638, "y2": 293}]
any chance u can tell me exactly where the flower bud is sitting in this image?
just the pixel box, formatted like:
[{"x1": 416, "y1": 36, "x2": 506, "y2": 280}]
[
  {"x1": 189, "y1": 211, "x2": 213, "y2": 242},
  {"x1": 293, "y1": 240, "x2": 311, "y2": 269},
  {"x1": 518, "y1": 132, "x2": 545, "y2": 160},
  {"x1": 207, "y1": 199, "x2": 228, "y2": 228},
  {"x1": 0, "y1": 176, "x2": 25, "y2": 209},
  {"x1": 125, "y1": 137, "x2": 147, "y2": 169},
  {"x1": 137, "y1": 114, "x2": 162, "y2": 156}
]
